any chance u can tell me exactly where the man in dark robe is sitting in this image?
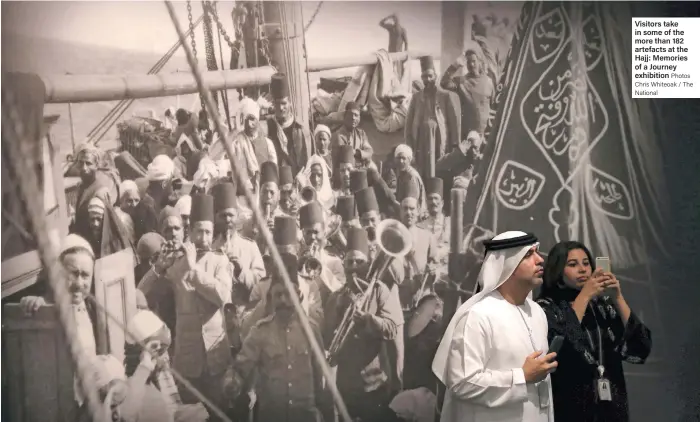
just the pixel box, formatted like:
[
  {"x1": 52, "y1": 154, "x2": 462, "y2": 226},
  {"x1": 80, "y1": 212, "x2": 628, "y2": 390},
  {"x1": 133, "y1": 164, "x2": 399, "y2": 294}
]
[
  {"x1": 331, "y1": 102, "x2": 374, "y2": 174},
  {"x1": 405, "y1": 56, "x2": 461, "y2": 183},
  {"x1": 440, "y1": 49, "x2": 494, "y2": 135},
  {"x1": 266, "y1": 73, "x2": 312, "y2": 176},
  {"x1": 76, "y1": 194, "x2": 133, "y2": 260}
]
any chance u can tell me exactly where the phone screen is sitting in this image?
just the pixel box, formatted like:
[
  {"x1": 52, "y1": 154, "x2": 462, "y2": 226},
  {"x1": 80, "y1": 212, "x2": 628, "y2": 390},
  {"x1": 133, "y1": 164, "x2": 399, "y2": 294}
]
[{"x1": 595, "y1": 257, "x2": 611, "y2": 272}]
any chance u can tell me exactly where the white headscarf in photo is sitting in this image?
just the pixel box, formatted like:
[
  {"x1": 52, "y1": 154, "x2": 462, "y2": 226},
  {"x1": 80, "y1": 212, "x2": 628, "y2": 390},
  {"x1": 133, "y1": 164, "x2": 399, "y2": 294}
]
[
  {"x1": 432, "y1": 230, "x2": 539, "y2": 384},
  {"x1": 296, "y1": 155, "x2": 334, "y2": 211}
]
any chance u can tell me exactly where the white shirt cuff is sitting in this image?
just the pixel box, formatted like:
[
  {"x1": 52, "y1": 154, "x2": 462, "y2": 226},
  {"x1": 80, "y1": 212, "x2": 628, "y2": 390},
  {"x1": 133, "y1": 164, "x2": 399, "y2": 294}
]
[{"x1": 512, "y1": 368, "x2": 526, "y2": 386}]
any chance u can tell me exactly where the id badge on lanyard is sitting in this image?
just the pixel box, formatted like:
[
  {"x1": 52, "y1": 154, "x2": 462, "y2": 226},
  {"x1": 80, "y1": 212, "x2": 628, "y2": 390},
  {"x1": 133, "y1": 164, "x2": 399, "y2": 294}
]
[{"x1": 586, "y1": 305, "x2": 612, "y2": 402}]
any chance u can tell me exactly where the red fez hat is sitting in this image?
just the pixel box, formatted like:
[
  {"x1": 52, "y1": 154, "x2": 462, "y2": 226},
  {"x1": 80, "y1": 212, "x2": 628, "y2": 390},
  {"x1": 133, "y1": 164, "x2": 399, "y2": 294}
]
[
  {"x1": 420, "y1": 56, "x2": 435, "y2": 72},
  {"x1": 212, "y1": 182, "x2": 237, "y2": 213},
  {"x1": 273, "y1": 216, "x2": 297, "y2": 247},
  {"x1": 270, "y1": 73, "x2": 290, "y2": 100},
  {"x1": 337, "y1": 145, "x2": 355, "y2": 165},
  {"x1": 345, "y1": 101, "x2": 361, "y2": 112},
  {"x1": 426, "y1": 177, "x2": 444, "y2": 197},
  {"x1": 350, "y1": 169, "x2": 368, "y2": 193},
  {"x1": 278, "y1": 165, "x2": 294, "y2": 186},
  {"x1": 271, "y1": 253, "x2": 298, "y2": 285},
  {"x1": 190, "y1": 194, "x2": 215, "y2": 223},
  {"x1": 299, "y1": 202, "x2": 324, "y2": 229},
  {"x1": 336, "y1": 196, "x2": 356, "y2": 221},
  {"x1": 260, "y1": 161, "x2": 279, "y2": 185},
  {"x1": 355, "y1": 187, "x2": 379, "y2": 215},
  {"x1": 346, "y1": 227, "x2": 369, "y2": 257},
  {"x1": 397, "y1": 172, "x2": 420, "y2": 202}
]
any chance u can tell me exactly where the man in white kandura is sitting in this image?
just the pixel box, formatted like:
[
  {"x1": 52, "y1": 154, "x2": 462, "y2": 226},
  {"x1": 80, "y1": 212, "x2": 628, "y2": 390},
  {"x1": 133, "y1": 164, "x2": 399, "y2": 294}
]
[{"x1": 432, "y1": 231, "x2": 557, "y2": 422}]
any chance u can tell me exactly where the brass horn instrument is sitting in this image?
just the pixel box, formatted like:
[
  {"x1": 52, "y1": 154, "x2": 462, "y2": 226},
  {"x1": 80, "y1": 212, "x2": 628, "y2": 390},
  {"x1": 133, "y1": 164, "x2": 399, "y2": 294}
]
[
  {"x1": 327, "y1": 218, "x2": 413, "y2": 366},
  {"x1": 300, "y1": 185, "x2": 317, "y2": 204},
  {"x1": 299, "y1": 241, "x2": 323, "y2": 281}
]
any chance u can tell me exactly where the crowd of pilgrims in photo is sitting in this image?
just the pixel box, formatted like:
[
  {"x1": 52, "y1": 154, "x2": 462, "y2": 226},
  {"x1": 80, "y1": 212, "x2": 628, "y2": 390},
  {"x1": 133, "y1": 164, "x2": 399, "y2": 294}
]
[{"x1": 12, "y1": 53, "x2": 652, "y2": 422}]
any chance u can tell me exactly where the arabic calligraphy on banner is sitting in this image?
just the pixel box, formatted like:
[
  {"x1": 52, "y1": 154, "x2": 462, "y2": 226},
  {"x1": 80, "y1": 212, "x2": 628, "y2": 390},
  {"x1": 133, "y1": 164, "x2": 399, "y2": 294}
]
[{"x1": 463, "y1": 1, "x2": 666, "y2": 271}]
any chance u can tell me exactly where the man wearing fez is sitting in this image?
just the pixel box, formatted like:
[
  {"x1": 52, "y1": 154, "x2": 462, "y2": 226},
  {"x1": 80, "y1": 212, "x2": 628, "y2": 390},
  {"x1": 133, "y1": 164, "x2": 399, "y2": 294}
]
[
  {"x1": 331, "y1": 101, "x2": 375, "y2": 174},
  {"x1": 334, "y1": 145, "x2": 356, "y2": 196},
  {"x1": 396, "y1": 177, "x2": 438, "y2": 310},
  {"x1": 278, "y1": 165, "x2": 299, "y2": 217},
  {"x1": 212, "y1": 182, "x2": 265, "y2": 297},
  {"x1": 266, "y1": 73, "x2": 312, "y2": 176},
  {"x1": 405, "y1": 55, "x2": 461, "y2": 183},
  {"x1": 243, "y1": 216, "x2": 324, "y2": 336},
  {"x1": 355, "y1": 187, "x2": 383, "y2": 261},
  {"x1": 299, "y1": 202, "x2": 345, "y2": 300},
  {"x1": 323, "y1": 227, "x2": 404, "y2": 422},
  {"x1": 350, "y1": 168, "x2": 369, "y2": 194},
  {"x1": 143, "y1": 194, "x2": 233, "y2": 412},
  {"x1": 337, "y1": 195, "x2": 360, "y2": 231},
  {"x1": 326, "y1": 195, "x2": 358, "y2": 259},
  {"x1": 224, "y1": 254, "x2": 326, "y2": 422},
  {"x1": 243, "y1": 161, "x2": 290, "y2": 242},
  {"x1": 417, "y1": 177, "x2": 451, "y2": 266}
]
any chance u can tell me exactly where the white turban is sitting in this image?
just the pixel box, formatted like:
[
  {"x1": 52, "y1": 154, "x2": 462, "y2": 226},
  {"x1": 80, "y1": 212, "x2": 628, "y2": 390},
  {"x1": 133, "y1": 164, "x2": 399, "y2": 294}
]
[
  {"x1": 147, "y1": 155, "x2": 175, "y2": 181},
  {"x1": 175, "y1": 195, "x2": 192, "y2": 216},
  {"x1": 126, "y1": 310, "x2": 166, "y2": 345},
  {"x1": 88, "y1": 355, "x2": 126, "y2": 390},
  {"x1": 193, "y1": 156, "x2": 220, "y2": 189},
  {"x1": 119, "y1": 180, "x2": 139, "y2": 198},
  {"x1": 313, "y1": 124, "x2": 331, "y2": 139},
  {"x1": 60, "y1": 234, "x2": 95, "y2": 259},
  {"x1": 238, "y1": 97, "x2": 261, "y2": 122},
  {"x1": 87, "y1": 197, "x2": 105, "y2": 215},
  {"x1": 394, "y1": 143, "x2": 413, "y2": 161},
  {"x1": 432, "y1": 231, "x2": 539, "y2": 385}
]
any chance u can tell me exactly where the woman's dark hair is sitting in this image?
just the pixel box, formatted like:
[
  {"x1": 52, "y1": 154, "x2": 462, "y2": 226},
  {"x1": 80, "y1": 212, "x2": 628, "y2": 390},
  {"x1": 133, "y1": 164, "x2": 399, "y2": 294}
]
[{"x1": 539, "y1": 240, "x2": 595, "y2": 299}]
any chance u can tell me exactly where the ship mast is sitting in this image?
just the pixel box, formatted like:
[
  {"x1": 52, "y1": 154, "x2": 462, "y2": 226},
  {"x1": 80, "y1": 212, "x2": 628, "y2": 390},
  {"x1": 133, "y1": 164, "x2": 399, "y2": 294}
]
[{"x1": 262, "y1": 1, "x2": 312, "y2": 130}]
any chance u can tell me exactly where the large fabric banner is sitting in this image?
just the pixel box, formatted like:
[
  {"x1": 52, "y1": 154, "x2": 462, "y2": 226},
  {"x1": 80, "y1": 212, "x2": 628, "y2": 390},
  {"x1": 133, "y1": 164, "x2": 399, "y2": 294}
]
[{"x1": 464, "y1": 2, "x2": 667, "y2": 275}]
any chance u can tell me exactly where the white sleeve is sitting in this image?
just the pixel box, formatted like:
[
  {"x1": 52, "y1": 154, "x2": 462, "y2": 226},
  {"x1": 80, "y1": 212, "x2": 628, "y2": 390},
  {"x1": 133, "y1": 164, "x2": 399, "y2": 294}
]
[
  {"x1": 266, "y1": 137, "x2": 278, "y2": 165},
  {"x1": 445, "y1": 310, "x2": 529, "y2": 407}
]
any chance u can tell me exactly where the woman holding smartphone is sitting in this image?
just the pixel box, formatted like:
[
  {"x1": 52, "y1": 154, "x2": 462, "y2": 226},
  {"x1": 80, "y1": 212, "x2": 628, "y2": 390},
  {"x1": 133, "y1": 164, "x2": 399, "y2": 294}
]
[{"x1": 536, "y1": 241, "x2": 652, "y2": 422}]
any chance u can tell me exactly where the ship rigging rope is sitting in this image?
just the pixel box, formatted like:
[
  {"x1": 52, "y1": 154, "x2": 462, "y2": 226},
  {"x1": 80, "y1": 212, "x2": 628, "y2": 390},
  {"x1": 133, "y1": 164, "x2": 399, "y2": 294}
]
[
  {"x1": 86, "y1": 13, "x2": 204, "y2": 147},
  {"x1": 300, "y1": 3, "x2": 316, "y2": 138},
  {"x1": 213, "y1": 1, "x2": 233, "y2": 131},
  {"x1": 278, "y1": 3, "x2": 298, "y2": 120},
  {"x1": 163, "y1": 3, "x2": 354, "y2": 421},
  {"x1": 303, "y1": 2, "x2": 323, "y2": 33}
]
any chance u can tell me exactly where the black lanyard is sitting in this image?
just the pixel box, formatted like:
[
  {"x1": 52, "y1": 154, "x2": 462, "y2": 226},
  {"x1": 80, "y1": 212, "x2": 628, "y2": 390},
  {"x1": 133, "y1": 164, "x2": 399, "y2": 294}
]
[{"x1": 584, "y1": 303, "x2": 605, "y2": 376}]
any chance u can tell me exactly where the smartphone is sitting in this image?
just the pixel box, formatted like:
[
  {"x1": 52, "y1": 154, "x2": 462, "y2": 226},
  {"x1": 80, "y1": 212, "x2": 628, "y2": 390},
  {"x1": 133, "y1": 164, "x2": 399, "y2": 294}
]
[
  {"x1": 595, "y1": 256, "x2": 611, "y2": 272},
  {"x1": 548, "y1": 335, "x2": 565, "y2": 355}
]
